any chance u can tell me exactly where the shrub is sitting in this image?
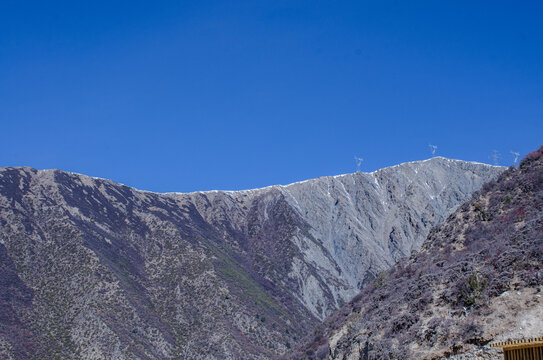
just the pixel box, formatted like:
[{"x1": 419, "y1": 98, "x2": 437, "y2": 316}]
[
  {"x1": 461, "y1": 271, "x2": 487, "y2": 306},
  {"x1": 520, "y1": 145, "x2": 543, "y2": 167}
]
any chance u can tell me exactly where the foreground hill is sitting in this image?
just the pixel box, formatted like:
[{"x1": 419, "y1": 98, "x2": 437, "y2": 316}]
[
  {"x1": 0, "y1": 158, "x2": 502, "y2": 359},
  {"x1": 291, "y1": 146, "x2": 543, "y2": 360}
]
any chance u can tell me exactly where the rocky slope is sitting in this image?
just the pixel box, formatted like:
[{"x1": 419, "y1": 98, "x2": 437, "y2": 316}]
[
  {"x1": 290, "y1": 146, "x2": 543, "y2": 360},
  {"x1": 0, "y1": 158, "x2": 503, "y2": 359}
]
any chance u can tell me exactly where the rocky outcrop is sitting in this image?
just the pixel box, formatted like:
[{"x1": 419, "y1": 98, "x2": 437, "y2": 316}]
[
  {"x1": 291, "y1": 146, "x2": 543, "y2": 360},
  {"x1": 0, "y1": 157, "x2": 503, "y2": 359},
  {"x1": 270, "y1": 157, "x2": 503, "y2": 319}
]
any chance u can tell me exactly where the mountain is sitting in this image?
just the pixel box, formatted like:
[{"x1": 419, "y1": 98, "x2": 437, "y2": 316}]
[
  {"x1": 290, "y1": 146, "x2": 543, "y2": 360},
  {"x1": 0, "y1": 158, "x2": 503, "y2": 359}
]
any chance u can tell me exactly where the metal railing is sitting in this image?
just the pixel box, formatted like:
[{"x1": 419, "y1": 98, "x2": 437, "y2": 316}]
[{"x1": 490, "y1": 337, "x2": 543, "y2": 360}]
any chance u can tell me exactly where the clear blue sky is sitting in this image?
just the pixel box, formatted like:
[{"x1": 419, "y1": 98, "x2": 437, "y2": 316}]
[{"x1": 1, "y1": 1, "x2": 541, "y2": 192}]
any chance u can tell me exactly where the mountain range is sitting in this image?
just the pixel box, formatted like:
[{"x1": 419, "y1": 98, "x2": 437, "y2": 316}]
[{"x1": 0, "y1": 157, "x2": 504, "y2": 359}]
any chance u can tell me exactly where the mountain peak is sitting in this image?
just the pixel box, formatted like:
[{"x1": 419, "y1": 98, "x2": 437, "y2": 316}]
[{"x1": 291, "y1": 146, "x2": 542, "y2": 359}]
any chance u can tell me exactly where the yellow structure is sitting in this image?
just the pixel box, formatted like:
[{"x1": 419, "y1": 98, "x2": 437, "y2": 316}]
[{"x1": 490, "y1": 337, "x2": 543, "y2": 360}]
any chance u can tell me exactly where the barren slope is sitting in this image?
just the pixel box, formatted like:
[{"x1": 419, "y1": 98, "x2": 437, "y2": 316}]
[
  {"x1": 0, "y1": 158, "x2": 503, "y2": 359},
  {"x1": 291, "y1": 147, "x2": 543, "y2": 360}
]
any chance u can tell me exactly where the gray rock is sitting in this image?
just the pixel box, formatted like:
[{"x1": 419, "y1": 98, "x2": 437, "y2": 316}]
[{"x1": 293, "y1": 147, "x2": 543, "y2": 360}]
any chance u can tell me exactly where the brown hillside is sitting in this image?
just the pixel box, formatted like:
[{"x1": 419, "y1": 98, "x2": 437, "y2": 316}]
[{"x1": 290, "y1": 145, "x2": 543, "y2": 360}]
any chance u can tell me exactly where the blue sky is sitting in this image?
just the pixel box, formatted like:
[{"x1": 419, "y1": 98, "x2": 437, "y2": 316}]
[{"x1": 1, "y1": 1, "x2": 542, "y2": 192}]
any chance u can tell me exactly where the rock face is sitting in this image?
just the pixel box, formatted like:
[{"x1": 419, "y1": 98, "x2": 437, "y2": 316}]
[
  {"x1": 0, "y1": 157, "x2": 503, "y2": 359},
  {"x1": 290, "y1": 146, "x2": 543, "y2": 360}
]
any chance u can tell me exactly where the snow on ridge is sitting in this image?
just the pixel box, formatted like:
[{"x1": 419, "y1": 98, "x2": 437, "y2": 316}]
[
  {"x1": 166, "y1": 157, "x2": 502, "y2": 196},
  {"x1": 14, "y1": 156, "x2": 502, "y2": 197}
]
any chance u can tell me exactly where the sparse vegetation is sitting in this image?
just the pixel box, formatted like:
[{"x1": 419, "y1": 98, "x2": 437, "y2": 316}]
[
  {"x1": 461, "y1": 271, "x2": 487, "y2": 307},
  {"x1": 288, "y1": 145, "x2": 543, "y2": 359},
  {"x1": 0, "y1": 154, "x2": 509, "y2": 359}
]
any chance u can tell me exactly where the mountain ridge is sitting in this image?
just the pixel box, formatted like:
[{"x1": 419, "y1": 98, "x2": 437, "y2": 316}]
[
  {"x1": 19, "y1": 156, "x2": 503, "y2": 195},
  {"x1": 289, "y1": 146, "x2": 543, "y2": 359},
  {"x1": 0, "y1": 157, "x2": 504, "y2": 359}
]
